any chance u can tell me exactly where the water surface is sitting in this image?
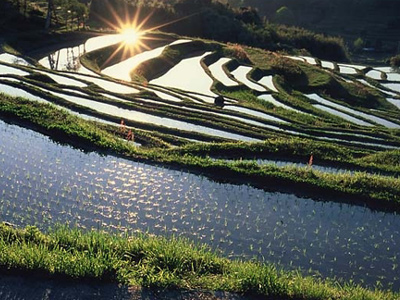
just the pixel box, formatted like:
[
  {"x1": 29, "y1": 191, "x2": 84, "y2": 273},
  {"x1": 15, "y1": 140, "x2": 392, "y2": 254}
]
[
  {"x1": 366, "y1": 70, "x2": 383, "y2": 80},
  {"x1": 150, "y1": 52, "x2": 216, "y2": 97},
  {"x1": 320, "y1": 61, "x2": 335, "y2": 69},
  {"x1": 69, "y1": 73, "x2": 139, "y2": 94},
  {"x1": 313, "y1": 104, "x2": 372, "y2": 126},
  {"x1": 306, "y1": 93, "x2": 400, "y2": 129},
  {"x1": 37, "y1": 70, "x2": 87, "y2": 88},
  {"x1": 0, "y1": 83, "x2": 48, "y2": 103},
  {"x1": 258, "y1": 76, "x2": 279, "y2": 92},
  {"x1": 102, "y1": 39, "x2": 191, "y2": 81},
  {"x1": 382, "y1": 83, "x2": 400, "y2": 94},
  {"x1": 231, "y1": 66, "x2": 266, "y2": 92},
  {"x1": 208, "y1": 58, "x2": 238, "y2": 87},
  {"x1": 49, "y1": 91, "x2": 259, "y2": 142},
  {"x1": 39, "y1": 34, "x2": 125, "y2": 73},
  {"x1": 0, "y1": 53, "x2": 31, "y2": 66},
  {"x1": 258, "y1": 94, "x2": 302, "y2": 113},
  {"x1": 0, "y1": 64, "x2": 29, "y2": 76},
  {"x1": 0, "y1": 119, "x2": 399, "y2": 290}
]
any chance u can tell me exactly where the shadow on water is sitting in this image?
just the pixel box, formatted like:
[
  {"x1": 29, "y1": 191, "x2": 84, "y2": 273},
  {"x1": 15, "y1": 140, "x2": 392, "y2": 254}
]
[
  {"x1": 0, "y1": 274, "x2": 257, "y2": 300},
  {"x1": 0, "y1": 274, "x2": 132, "y2": 300}
]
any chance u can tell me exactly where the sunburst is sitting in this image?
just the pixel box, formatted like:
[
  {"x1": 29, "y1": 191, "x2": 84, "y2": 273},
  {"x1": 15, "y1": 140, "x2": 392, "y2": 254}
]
[
  {"x1": 120, "y1": 27, "x2": 141, "y2": 46},
  {"x1": 92, "y1": 3, "x2": 198, "y2": 71}
]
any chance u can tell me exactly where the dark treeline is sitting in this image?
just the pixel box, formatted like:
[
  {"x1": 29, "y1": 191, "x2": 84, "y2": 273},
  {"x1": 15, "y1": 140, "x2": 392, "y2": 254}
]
[
  {"x1": 89, "y1": 0, "x2": 349, "y2": 61},
  {"x1": 228, "y1": 0, "x2": 400, "y2": 27},
  {"x1": 228, "y1": 0, "x2": 400, "y2": 53}
]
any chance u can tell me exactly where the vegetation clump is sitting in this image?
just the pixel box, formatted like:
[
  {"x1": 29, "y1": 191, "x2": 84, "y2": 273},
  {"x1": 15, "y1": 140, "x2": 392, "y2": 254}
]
[{"x1": 390, "y1": 54, "x2": 400, "y2": 68}]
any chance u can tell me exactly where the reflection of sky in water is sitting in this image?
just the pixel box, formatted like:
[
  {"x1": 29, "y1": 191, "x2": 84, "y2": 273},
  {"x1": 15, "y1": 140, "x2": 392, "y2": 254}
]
[
  {"x1": 306, "y1": 93, "x2": 400, "y2": 129},
  {"x1": 0, "y1": 83, "x2": 48, "y2": 103},
  {"x1": 36, "y1": 70, "x2": 87, "y2": 88},
  {"x1": 231, "y1": 66, "x2": 266, "y2": 92},
  {"x1": 102, "y1": 39, "x2": 191, "y2": 82},
  {"x1": 39, "y1": 35, "x2": 125, "y2": 73},
  {"x1": 258, "y1": 75, "x2": 279, "y2": 92},
  {"x1": 382, "y1": 83, "x2": 400, "y2": 93},
  {"x1": 0, "y1": 120, "x2": 399, "y2": 290},
  {"x1": 151, "y1": 52, "x2": 217, "y2": 97},
  {"x1": 0, "y1": 64, "x2": 29, "y2": 76},
  {"x1": 313, "y1": 104, "x2": 373, "y2": 126},
  {"x1": 366, "y1": 70, "x2": 383, "y2": 80},
  {"x1": 47, "y1": 91, "x2": 259, "y2": 142},
  {"x1": 208, "y1": 57, "x2": 238, "y2": 87},
  {"x1": 0, "y1": 54, "x2": 31, "y2": 66}
]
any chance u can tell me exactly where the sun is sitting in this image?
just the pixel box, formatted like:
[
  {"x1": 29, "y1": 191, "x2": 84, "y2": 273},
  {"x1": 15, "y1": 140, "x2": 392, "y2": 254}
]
[
  {"x1": 120, "y1": 27, "x2": 141, "y2": 46},
  {"x1": 94, "y1": 3, "x2": 197, "y2": 72}
]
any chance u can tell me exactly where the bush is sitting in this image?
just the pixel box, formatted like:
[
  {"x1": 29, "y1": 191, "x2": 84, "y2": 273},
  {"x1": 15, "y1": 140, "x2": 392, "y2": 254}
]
[{"x1": 390, "y1": 54, "x2": 400, "y2": 68}]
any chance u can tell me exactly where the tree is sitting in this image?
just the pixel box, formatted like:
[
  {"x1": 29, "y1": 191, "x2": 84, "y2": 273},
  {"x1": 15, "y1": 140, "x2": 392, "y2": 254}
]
[
  {"x1": 390, "y1": 54, "x2": 400, "y2": 68},
  {"x1": 68, "y1": 0, "x2": 88, "y2": 29},
  {"x1": 45, "y1": 0, "x2": 53, "y2": 29}
]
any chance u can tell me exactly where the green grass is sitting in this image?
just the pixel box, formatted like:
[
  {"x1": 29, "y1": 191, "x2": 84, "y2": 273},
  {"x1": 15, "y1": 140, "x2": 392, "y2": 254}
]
[{"x1": 0, "y1": 223, "x2": 398, "y2": 300}]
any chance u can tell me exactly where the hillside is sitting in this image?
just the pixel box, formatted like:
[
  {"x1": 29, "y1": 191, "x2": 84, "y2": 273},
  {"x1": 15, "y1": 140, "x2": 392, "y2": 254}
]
[
  {"x1": 227, "y1": 0, "x2": 400, "y2": 62},
  {"x1": 88, "y1": 0, "x2": 349, "y2": 61}
]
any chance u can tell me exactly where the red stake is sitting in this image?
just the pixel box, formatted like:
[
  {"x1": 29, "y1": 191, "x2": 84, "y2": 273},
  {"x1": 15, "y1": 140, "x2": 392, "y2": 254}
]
[{"x1": 308, "y1": 154, "x2": 314, "y2": 167}]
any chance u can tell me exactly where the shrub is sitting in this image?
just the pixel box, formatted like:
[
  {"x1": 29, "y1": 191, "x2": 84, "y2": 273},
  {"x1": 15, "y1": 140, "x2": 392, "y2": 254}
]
[
  {"x1": 390, "y1": 54, "x2": 400, "y2": 68},
  {"x1": 226, "y1": 43, "x2": 249, "y2": 61}
]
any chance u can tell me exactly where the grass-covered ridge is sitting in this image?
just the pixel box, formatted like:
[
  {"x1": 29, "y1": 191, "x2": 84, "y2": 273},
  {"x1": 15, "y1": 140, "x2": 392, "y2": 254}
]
[
  {"x1": 0, "y1": 223, "x2": 398, "y2": 300},
  {"x1": 1, "y1": 94, "x2": 400, "y2": 211}
]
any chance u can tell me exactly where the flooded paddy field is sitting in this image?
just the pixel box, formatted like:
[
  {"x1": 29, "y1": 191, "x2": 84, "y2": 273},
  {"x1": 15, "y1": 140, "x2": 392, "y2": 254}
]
[
  {"x1": 1, "y1": 30, "x2": 400, "y2": 296},
  {"x1": 1, "y1": 119, "x2": 399, "y2": 290}
]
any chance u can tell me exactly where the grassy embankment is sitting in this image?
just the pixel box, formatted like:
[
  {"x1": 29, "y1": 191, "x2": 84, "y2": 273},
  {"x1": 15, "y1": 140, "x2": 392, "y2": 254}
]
[
  {"x1": 1, "y1": 95, "x2": 400, "y2": 211},
  {"x1": 0, "y1": 223, "x2": 399, "y2": 300}
]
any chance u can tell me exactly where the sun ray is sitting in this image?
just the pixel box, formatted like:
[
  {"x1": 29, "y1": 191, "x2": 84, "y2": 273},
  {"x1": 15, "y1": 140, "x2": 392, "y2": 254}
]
[{"x1": 89, "y1": 1, "x2": 203, "y2": 76}]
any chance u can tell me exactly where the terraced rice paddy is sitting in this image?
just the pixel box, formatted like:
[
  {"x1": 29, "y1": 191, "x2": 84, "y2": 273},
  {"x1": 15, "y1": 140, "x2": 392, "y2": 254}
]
[
  {"x1": 366, "y1": 70, "x2": 383, "y2": 80},
  {"x1": 0, "y1": 83, "x2": 48, "y2": 103},
  {"x1": 102, "y1": 39, "x2": 191, "y2": 81},
  {"x1": 1, "y1": 32, "x2": 400, "y2": 293},
  {"x1": 208, "y1": 57, "x2": 238, "y2": 87},
  {"x1": 258, "y1": 75, "x2": 279, "y2": 92},
  {"x1": 39, "y1": 34, "x2": 126, "y2": 72},
  {"x1": 1, "y1": 119, "x2": 400, "y2": 290},
  {"x1": 312, "y1": 104, "x2": 373, "y2": 126},
  {"x1": 257, "y1": 94, "x2": 302, "y2": 112},
  {"x1": 382, "y1": 83, "x2": 400, "y2": 93},
  {"x1": 150, "y1": 52, "x2": 217, "y2": 96},
  {"x1": 305, "y1": 93, "x2": 400, "y2": 129},
  {"x1": 231, "y1": 66, "x2": 266, "y2": 92},
  {"x1": 0, "y1": 53, "x2": 31, "y2": 66}
]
